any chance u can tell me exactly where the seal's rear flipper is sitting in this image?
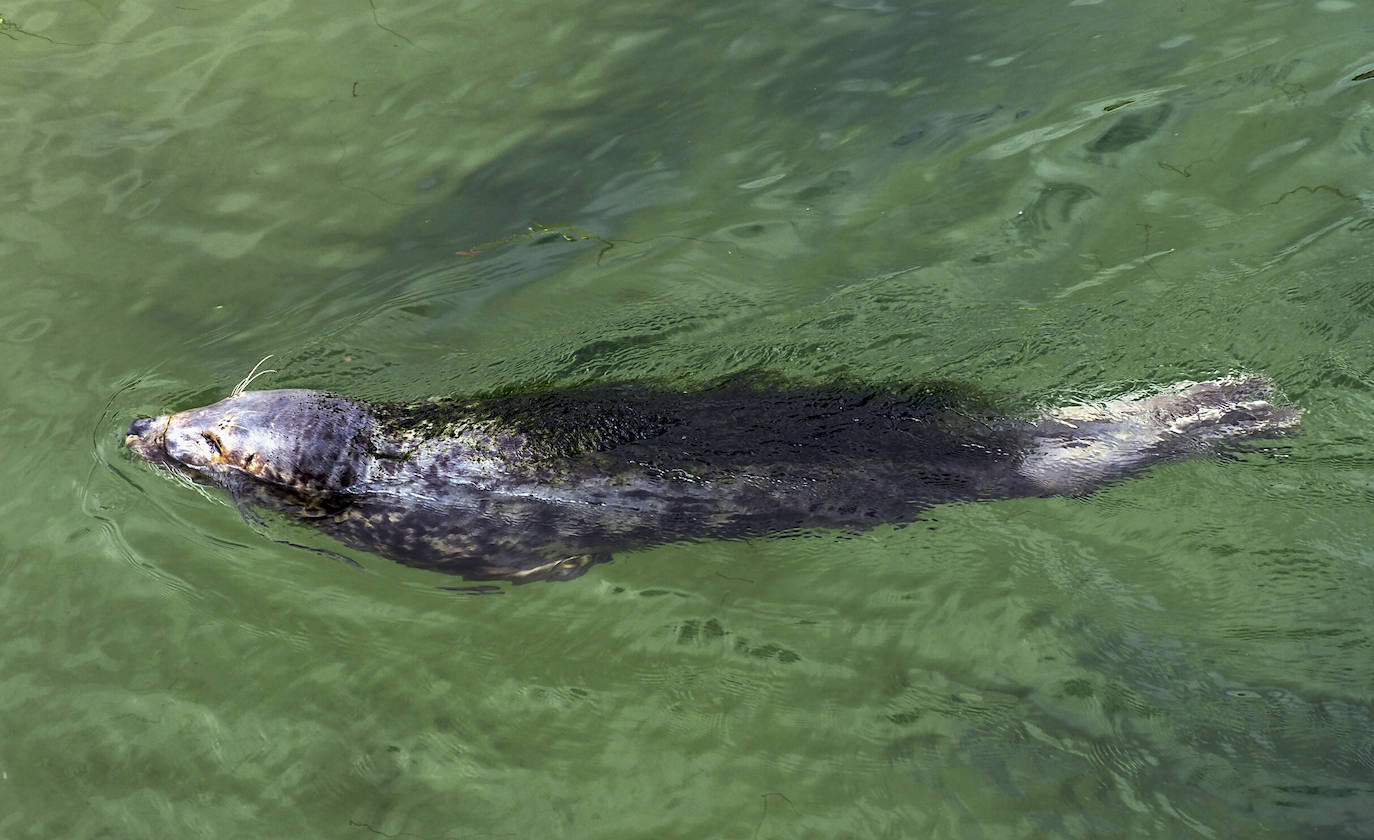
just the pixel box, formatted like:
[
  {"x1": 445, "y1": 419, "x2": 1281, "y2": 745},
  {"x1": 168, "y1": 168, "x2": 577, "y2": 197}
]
[{"x1": 1016, "y1": 375, "x2": 1301, "y2": 496}]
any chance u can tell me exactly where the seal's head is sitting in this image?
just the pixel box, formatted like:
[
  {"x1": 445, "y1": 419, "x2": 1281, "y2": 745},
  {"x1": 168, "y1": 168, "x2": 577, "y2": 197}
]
[{"x1": 126, "y1": 389, "x2": 375, "y2": 495}]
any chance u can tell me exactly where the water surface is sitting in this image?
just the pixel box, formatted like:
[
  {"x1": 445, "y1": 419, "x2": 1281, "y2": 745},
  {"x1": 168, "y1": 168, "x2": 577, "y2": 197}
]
[{"x1": 2, "y1": 0, "x2": 1373, "y2": 837}]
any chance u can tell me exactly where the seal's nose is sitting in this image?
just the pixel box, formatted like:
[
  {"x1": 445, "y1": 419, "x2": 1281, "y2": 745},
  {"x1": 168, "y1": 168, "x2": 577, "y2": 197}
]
[{"x1": 127, "y1": 416, "x2": 156, "y2": 441}]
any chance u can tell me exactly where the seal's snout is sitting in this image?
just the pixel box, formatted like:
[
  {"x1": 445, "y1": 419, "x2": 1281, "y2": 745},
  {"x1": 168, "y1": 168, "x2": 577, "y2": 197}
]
[
  {"x1": 125, "y1": 414, "x2": 171, "y2": 461},
  {"x1": 127, "y1": 416, "x2": 156, "y2": 440}
]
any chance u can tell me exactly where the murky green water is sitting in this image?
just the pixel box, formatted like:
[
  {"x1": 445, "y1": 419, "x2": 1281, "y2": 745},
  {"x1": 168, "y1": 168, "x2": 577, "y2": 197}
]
[{"x1": 3, "y1": 0, "x2": 1373, "y2": 836}]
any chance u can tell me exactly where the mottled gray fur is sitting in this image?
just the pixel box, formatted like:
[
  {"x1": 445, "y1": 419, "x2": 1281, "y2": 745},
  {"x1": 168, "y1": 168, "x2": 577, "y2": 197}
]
[{"x1": 126, "y1": 376, "x2": 1298, "y2": 582}]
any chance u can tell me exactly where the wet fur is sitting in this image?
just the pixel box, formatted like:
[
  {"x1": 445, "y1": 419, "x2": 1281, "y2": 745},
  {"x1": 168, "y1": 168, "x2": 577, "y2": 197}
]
[{"x1": 126, "y1": 376, "x2": 1299, "y2": 582}]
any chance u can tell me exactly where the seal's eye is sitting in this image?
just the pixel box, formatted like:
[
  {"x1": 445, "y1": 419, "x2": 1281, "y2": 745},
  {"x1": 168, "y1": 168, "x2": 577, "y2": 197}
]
[{"x1": 202, "y1": 432, "x2": 225, "y2": 457}]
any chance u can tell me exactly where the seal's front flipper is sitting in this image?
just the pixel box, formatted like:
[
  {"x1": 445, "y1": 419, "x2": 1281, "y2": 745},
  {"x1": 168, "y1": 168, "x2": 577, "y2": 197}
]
[
  {"x1": 503, "y1": 553, "x2": 613, "y2": 583},
  {"x1": 233, "y1": 497, "x2": 267, "y2": 530},
  {"x1": 275, "y1": 540, "x2": 365, "y2": 568},
  {"x1": 224, "y1": 489, "x2": 365, "y2": 569},
  {"x1": 434, "y1": 554, "x2": 611, "y2": 593},
  {"x1": 432, "y1": 551, "x2": 614, "y2": 583}
]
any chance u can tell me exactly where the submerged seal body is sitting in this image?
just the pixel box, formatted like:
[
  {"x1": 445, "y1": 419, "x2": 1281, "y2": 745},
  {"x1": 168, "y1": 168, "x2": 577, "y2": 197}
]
[{"x1": 125, "y1": 376, "x2": 1299, "y2": 581}]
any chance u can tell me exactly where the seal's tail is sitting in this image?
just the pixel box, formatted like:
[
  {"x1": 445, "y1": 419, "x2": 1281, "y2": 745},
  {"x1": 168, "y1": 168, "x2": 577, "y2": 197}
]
[{"x1": 1015, "y1": 375, "x2": 1301, "y2": 495}]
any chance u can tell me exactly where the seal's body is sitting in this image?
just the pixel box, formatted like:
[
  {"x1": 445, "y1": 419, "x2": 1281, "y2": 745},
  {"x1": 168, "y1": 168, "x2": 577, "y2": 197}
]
[{"x1": 125, "y1": 376, "x2": 1299, "y2": 581}]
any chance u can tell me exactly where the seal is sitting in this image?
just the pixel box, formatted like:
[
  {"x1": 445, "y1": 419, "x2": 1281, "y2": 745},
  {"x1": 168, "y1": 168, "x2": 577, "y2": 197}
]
[{"x1": 125, "y1": 375, "x2": 1299, "y2": 582}]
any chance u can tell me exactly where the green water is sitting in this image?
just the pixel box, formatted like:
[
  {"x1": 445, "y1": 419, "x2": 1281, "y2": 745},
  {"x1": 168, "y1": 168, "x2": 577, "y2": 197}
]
[{"x1": 3, "y1": 0, "x2": 1373, "y2": 836}]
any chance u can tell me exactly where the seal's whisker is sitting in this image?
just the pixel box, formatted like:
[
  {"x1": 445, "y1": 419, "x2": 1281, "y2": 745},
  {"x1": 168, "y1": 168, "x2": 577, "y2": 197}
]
[
  {"x1": 165, "y1": 463, "x2": 198, "y2": 489},
  {"x1": 232, "y1": 355, "x2": 277, "y2": 397}
]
